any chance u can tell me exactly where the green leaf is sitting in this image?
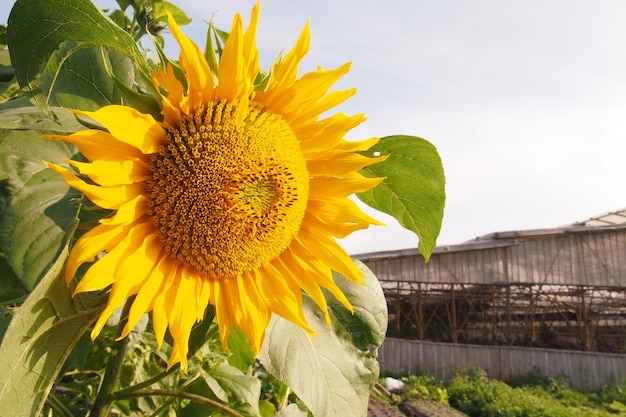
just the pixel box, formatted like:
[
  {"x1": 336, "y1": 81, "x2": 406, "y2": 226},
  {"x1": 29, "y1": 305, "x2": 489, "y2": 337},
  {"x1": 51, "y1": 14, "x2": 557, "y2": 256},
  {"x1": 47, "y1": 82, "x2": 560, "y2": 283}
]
[
  {"x1": 258, "y1": 260, "x2": 387, "y2": 417},
  {"x1": 0, "y1": 255, "x2": 28, "y2": 304},
  {"x1": 7, "y1": 0, "x2": 149, "y2": 89},
  {"x1": 357, "y1": 135, "x2": 446, "y2": 260},
  {"x1": 209, "y1": 361, "x2": 261, "y2": 416},
  {"x1": 180, "y1": 361, "x2": 262, "y2": 417},
  {"x1": 0, "y1": 129, "x2": 79, "y2": 290},
  {"x1": 0, "y1": 50, "x2": 20, "y2": 103},
  {"x1": 152, "y1": 1, "x2": 192, "y2": 26},
  {"x1": 0, "y1": 25, "x2": 6, "y2": 49},
  {"x1": 32, "y1": 40, "x2": 150, "y2": 111},
  {"x1": 0, "y1": 107, "x2": 99, "y2": 290},
  {"x1": 0, "y1": 50, "x2": 13, "y2": 82},
  {"x1": 0, "y1": 238, "x2": 106, "y2": 417},
  {"x1": 227, "y1": 325, "x2": 256, "y2": 372},
  {"x1": 274, "y1": 404, "x2": 308, "y2": 417},
  {"x1": 0, "y1": 106, "x2": 84, "y2": 132}
]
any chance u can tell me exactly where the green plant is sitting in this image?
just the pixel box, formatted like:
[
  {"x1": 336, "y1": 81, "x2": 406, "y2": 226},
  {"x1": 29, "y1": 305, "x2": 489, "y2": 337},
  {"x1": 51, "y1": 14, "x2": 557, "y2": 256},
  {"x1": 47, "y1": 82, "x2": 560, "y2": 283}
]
[{"x1": 399, "y1": 373, "x2": 449, "y2": 404}]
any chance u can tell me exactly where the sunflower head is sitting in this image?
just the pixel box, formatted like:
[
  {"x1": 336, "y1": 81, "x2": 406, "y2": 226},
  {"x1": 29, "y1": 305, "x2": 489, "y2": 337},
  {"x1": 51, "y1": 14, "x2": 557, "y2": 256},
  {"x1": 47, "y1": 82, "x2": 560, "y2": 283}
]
[{"x1": 45, "y1": 1, "x2": 385, "y2": 371}]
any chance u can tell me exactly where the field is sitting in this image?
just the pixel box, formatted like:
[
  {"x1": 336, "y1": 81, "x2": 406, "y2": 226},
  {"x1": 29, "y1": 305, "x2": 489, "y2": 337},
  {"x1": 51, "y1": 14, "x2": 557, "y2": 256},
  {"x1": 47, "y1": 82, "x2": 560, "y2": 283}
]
[{"x1": 370, "y1": 366, "x2": 626, "y2": 417}]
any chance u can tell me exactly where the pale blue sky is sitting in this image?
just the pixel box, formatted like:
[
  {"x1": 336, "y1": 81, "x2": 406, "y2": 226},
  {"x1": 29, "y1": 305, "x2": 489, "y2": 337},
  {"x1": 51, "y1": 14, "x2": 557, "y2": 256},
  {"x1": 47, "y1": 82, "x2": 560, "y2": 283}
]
[{"x1": 4, "y1": 1, "x2": 626, "y2": 254}]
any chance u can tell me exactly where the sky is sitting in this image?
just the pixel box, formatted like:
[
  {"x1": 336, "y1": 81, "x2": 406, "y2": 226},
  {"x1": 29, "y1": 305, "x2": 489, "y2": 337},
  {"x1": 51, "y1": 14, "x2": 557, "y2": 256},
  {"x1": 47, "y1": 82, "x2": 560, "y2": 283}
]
[{"x1": 4, "y1": 1, "x2": 626, "y2": 255}]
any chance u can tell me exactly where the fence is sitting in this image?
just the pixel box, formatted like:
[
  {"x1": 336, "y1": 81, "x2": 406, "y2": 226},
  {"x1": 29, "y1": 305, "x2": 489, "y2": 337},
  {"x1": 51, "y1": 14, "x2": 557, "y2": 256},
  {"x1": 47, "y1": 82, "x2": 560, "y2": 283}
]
[{"x1": 379, "y1": 338, "x2": 626, "y2": 391}]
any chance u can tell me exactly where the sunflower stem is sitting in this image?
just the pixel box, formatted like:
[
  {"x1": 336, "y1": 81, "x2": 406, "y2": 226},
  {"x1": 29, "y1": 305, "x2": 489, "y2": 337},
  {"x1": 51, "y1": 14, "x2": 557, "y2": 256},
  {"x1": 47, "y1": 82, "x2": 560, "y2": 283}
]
[
  {"x1": 88, "y1": 301, "x2": 132, "y2": 417},
  {"x1": 45, "y1": 393, "x2": 74, "y2": 417},
  {"x1": 112, "y1": 365, "x2": 178, "y2": 397},
  {"x1": 278, "y1": 387, "x2": 291, "y2": 410},
  {"x1": 115, "y1": 389, "x2": 244, "y2": 416}
]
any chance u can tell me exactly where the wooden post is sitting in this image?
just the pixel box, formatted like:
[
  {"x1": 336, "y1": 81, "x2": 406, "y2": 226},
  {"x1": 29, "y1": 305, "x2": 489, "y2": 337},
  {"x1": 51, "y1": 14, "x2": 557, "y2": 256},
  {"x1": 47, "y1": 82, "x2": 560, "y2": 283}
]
[
  {"x1": 396, "y1": 281, "x2": 401, "y2": 335},
  {"x1": 581, "y1": 288, "x2": 591, "y2": 351},
  {"x1": 418, "y1": 283, "x2": 424, "y2": 340},
  {"x1": 451, "y1": 284, "x2": 458, "y2": 343},
  {"x1": 530, "y1": 285, "x2": 537, "y2": 343},
  {"x1": 506, "y1": 285, "x2": 513, "y2": 344}
]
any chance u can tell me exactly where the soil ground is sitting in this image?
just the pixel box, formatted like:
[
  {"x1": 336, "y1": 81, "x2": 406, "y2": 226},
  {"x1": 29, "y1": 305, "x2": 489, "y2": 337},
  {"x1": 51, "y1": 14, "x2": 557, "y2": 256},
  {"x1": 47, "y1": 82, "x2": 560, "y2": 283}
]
[{"x1": 367, "y1": 395, "x2": 468, "y2": 417}]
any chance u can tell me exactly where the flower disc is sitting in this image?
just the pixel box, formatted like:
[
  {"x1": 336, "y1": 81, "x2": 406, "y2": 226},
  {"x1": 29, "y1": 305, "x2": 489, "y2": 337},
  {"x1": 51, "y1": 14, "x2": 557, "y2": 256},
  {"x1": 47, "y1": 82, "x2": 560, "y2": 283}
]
[{"x1": 146, "y1": 100, "x2": 309, "y2": 278}]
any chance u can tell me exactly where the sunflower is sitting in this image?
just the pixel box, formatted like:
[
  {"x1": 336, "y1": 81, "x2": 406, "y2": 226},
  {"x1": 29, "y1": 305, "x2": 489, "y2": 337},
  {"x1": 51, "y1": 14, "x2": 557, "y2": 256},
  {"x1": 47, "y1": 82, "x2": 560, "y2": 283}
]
[{"x1": 45, "y1": 2, "x2": 385, "y2": 371}]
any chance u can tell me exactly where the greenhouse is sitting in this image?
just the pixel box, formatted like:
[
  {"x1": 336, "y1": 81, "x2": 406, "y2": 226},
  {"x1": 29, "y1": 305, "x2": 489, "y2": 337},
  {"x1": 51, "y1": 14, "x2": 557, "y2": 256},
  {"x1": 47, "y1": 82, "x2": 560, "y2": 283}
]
[{"x1": 357, "y1": 209, "x2": 626, "y2": 389}]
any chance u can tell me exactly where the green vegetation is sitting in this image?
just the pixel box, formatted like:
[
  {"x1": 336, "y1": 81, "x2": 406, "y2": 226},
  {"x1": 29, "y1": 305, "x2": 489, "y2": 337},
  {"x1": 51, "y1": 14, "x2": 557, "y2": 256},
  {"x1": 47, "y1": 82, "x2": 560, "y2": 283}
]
[{"x1": 383, "y1": 366, "x2": 626, "y2": 417}]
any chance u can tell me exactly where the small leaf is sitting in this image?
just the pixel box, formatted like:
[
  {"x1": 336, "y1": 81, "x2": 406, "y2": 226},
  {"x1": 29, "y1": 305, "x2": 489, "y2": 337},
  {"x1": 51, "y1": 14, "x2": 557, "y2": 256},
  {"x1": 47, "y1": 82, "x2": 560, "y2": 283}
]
[
  {"x1": 152, "y1": 2, "x2": 192, "y2": 26},
  {"x1": 227, "y1": 325, "x2": 255, "y2": 372},
  {"x1": 258, "y1": 261, "x2": 386, "y2": 417},
  {"x1": 180, "y1": 360, "x2": 262, "y2": 417},
  {"x1": 358, "y1": 135, "x2": 446, "y2": 260},
  {"x1": 7, "y1": 0, "x2": 149, "y2": 89},
  {"x1": 209, "y1": 361, "x2": 261, "y2": 416},
  {"x1": 0, "y1": 239, "x2": 106, "y2": 417}
]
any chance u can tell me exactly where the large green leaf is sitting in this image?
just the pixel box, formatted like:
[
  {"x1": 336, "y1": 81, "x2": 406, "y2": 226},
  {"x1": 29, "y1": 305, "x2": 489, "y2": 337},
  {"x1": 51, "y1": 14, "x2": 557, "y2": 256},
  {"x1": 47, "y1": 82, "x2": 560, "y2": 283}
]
[
  {"x1": 0, "y1": 107, "x2": 87, "y2": 290},
  {"x1": 0, "y1": 255, "x2": 27, "y2": 304},
  {"x1": 358, "y1": 135, "x2": 446, "y2": 260},
  {"x1": 0, "y1": 238, "x2": 106, "y2": 417},
  {"x1": 33, "y1": 41, "x2": 144, "y2": 111},
  {"x1": 0, "y1": 105, "x2": 86, "y2": 132},
  {"x1": 7, "y1": 0, "x2": 149, "y2": 89},
  {"x1": 258, "y1": 260, "x2": 387, "y2": 417}
]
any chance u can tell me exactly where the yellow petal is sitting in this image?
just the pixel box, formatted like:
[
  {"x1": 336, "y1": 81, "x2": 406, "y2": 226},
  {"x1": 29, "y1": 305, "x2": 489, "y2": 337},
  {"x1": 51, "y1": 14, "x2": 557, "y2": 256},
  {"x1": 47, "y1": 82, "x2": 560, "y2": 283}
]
[
  {"x1": 46, "y1": 163, "x2": 145, "y2": 210},
  {"x1": 307, "y1": 152, "x2": 387, "y2": 176},
  {"x1": 290, "y1": 239, "x2": 354, "y2": 311},
  {"x1": 75, "y1": 106, "x2": 164, "y2": 154},
  {"x1": 166, "y1": 267, "x2": 202, "y2": 371},
  {"x1": 67, "y1": 158, "x2": 150, "y2": 186},
  {"x1": 236, "y1": 273, "x2": 270, "y2": 354},
  {"x1": 196, "y1": 279, "x2": 212, "y2": 322},
  {"x1": 296, "y1": 225, "x2": 363, "y2": 284},
  {"x1": 152, "y1": 264, "x2": 179, "y2": 347},
  {"x1": 243, "y1": 1, "x2": 261, "y2": 82},
  {"x1": 217, "y1": 13, "x2": 247, "y2": 101},
  {"x1": 306, "y1": 198, "x2": 384, "y2": 238},
  {"x1": 290, "y1": 88, "x2": 355, "y2": 124},
  {"x1": 255, "y1": 263, "x2": 313, "y2": 334},
  {"x1": 211, "y1": 277, "x2": 239, "y2": 348},
  {"x1": 270, "y1": 64, "x2": 353, "y2": 121},
  {"x1": 296, "y1": 113, "x2": 366, "y2": 153},
  {"x1": 98, "y1": 196, "x2": 149, "y2": 226},
  {"x1": 335, "y1": 136, "x2": 381, "y2": 152},
  {"x1": 44, "y1": 130, "x2": 143, "y2": 162},
  {"x1": 64, "y1": 220, "x2": 140, "y2": 283},
  {"x1": 271, "y1": 21, "x2": 310, "y2": 87},
  {"x1": 152, "y1": 63, "x2": 184, "y2": 127},
  {"x1": 167, "y1": 12, "x2": 213, "y2": 111},
  {"x1": 309, "y1": 173, "x2": 383, "y2": 199},
  {"x1": 92, "y1": 230, "x2": 160, "y2": 337},
  {"x1": 120, "y1": 251, "x2": 172, "y2": 339},
  {"x1": 273, "y1": 252, "x2": 331, "y2": 324}
]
